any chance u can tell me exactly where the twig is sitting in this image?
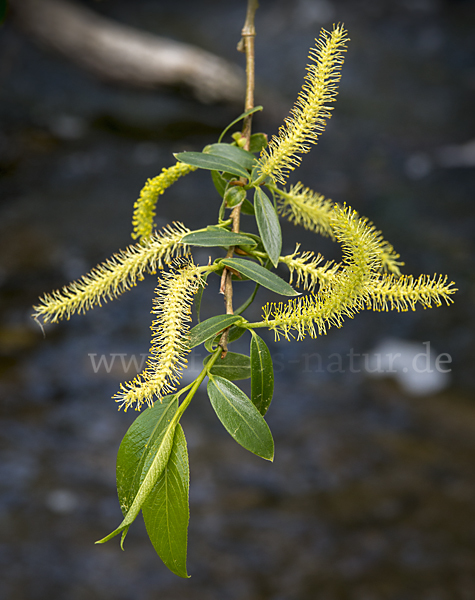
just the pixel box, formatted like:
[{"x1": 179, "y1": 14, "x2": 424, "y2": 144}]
[{"x1": 219, "y1": 0, "x2": 258, "y2": 356}]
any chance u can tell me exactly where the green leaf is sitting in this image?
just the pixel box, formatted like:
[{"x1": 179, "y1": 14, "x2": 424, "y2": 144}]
[
  {"x1": 189, "y1": 314, "x2": 244, "y2": 349},
  {"x1": 142, "y1": 424, "x2": 190, "y2": 578},
  {"x1": 174, "y1": 152, "x2": 249, "y2": 179},
  {"x1": 204, "y1": 324, "x2": 247, "y2": 352},
  {"x1": 205, "y1": 143, "x2": 256, "y2": 171},
  {"x1": 250, "y1": 332, "x2": 274, "y2": 416},
  {"x1": 254, "y1": 187, "x2": 282, "y2": 267},
  {"x1": 211, "y1": 170, "x2": 227, "y2": 197},
  {"x1": 218, "y1": 106, "x2": 263, "y2": 143},
  {"x1": 235, "y1": 282, "x2": 260, "y2": 316},
  {"x1": 240, "y1": 198, "x2": 255, "y2": 215},
  {"x1": 249, "y1": 133, "x2": 268, "y2": 154},
  {"x1": 224, "y1": 186, "x2": 247, "y2": 208},
  {"x1": 220, "y1": 258, "x2": 299, "y2": 296},
  {"x1": 96, "y1": 396, "x2": 178, "y2": 545},
  {"x1": 203, "y1": 352, "x2": 251, "y2": 380},
  {"x1": 194, "y1": 272, "x2": 209, "y2": 323},
  {"x1": 181, "y1": 229, "x2": 256, "y2": 248},
  {"x1": 207, "y1": 375, "x2": 274, "y2": 460}
]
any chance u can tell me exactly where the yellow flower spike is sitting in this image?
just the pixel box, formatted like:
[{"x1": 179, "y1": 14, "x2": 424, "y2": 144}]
[
  {"x1": 275, "y1": 182, "x2": 403, "y2": 275},
  {"x1": 257, "y1": 24, "x2": 349, "y2": 185},
  {"x1": 113, "y1": 258, "x2": 202, "y2": 411},
  {"x1": 32, "y1": 222, "x2": 190, "y2": 324},
  {"x1": 132, "y1": 162, "x2": 197, "y2": 242},
  {"x1": 262, "y1": 205, "x2": 381, "y2": 340},
  {"x1": 280, "y1": 246, "x2": 340, "y2": 291},
  {"x1": 276, "y1": 182, "x2": 335, "y2": 237},
  {"x1": 366, "y1": 273, "x2": 457, "y2": 312},
  {"x1": 263, "y1": 205, "x2": 456, "y2": 340}
]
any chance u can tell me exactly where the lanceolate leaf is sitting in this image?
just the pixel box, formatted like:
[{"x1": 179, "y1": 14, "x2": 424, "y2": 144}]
[
  {"x1": 142, "y1": 425, "x2": 190, "y2": 578},
  {"x1": 194, "y1": 272, "x2": 209, "y2": 323},
  {"x1": 205, "y1": 143, "x2": 257, "y2": 171},
  {"x1": 240, "y1": 198, "x2": 255, "y2": 215},
  {"x1": 96, "y1": 396, "x2": 179, "y2": 545},
  {"x1": 204, "y1": 324, "x2": 247, "y2": 352},
  {"x1": 250, "y1": 332, "x2": 274, "y2": 415},
  {"x1": 204, "y1": 352, "x2": 251, "y2": 380},
  {"x1": 174, "y1": 152, "x2": 249, "y2": 179},
  {"x1": 217, "y1": 105, "x2": 263, "y2": 143},
  {"x1": 181, "y1": 229, "x2": 256, "y2": 248},
  {"x1": 220, "y1": 258, "x2": 299, "y2": 297},
  {"x1": 211, "y1": 170, "x2": 227, "y2": 197},
  {"x1": 254, "y1": 187, "x2": 282, "y2": 267},
  {"x1": 189, "y1": 314, "x2": 244, "y2": 348},
  {"x1": 207, "y1": 375, "x2": 274, "y2": 461}
]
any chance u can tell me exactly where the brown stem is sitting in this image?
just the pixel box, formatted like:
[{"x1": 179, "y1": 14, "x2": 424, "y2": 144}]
[
  {"x1": 240, "y1": 0, "x2": 258, "y2": 150},
  {"x1": 219, "y1": 0, "x2": 258, "y2": 356}
]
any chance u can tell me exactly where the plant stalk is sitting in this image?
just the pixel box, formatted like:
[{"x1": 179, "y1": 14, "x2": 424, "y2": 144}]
[
  {"x1": 174, "y1": 347, "x2": 221, "y2": 422},
  {"x1": 219, "y1": 0, "x2": 258, "y2": 354}
]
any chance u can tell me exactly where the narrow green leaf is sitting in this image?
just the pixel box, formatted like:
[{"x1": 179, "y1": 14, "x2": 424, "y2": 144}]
[
  {"x1": 204, "y1": 324, "x2": 247, "y2": 352},
  {"x1": 220, "y1": 258, "x2": 299, "y2": 297},
  {"x1": 142, "y1": 425, "x2": 190, "y2": 578},
  {"x1": 203, "y1": 352, "x2": 251, "y2": 380},
  {"x1": 174, "y1": 152, "x2": 249, "y2": 179},
  {"x1": 218, "y1": 106, "x2": 263, "y2": 143},
  {"x1": 250, "y1": 332, "x2": 274, "y2": 416},
  {"x1": 194, "y1": 272, "x2": 209, "y2": 323},
  {"x1": 189, "y1": 314, "x2": 244, "y2": 349},
  {"x1": 181, "y1": 229, "x2": 256, "y2": 248},
  {"x1": 211, "y1": 170, "x2": 227, "y2": 197},
  {"x1": 254, "y1": 187, "x2": 282, "y2": 267},
  {"x1": 240, "y1": 198, "x2": 255, "y2": 215},
  {"x1": 207, "y1": 375, "x2": 274, "y2": 460},
  {"x1": 96, "y1": 396, "x2": 178, "y2": 545},
  {"x1": 205, "y1": 143, "x2": 256, "y2": 171},
  {"x1": 235, "y1": 282, "x2": 260, "y2": 316}
]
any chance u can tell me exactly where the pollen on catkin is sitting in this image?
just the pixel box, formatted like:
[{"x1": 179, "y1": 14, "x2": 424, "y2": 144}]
[
  {"x1": 113, "y1": 258, "x2": 202, "y2": 411},
  {"x1": 32, "y1": 222, "x2": 190, "y2": 324},
  {"x1": 132, "y1": 162, "x2": 197, "y2": 241},
  {"x1": 257, "y1": 24, "x2": 349, "y2": 184}
]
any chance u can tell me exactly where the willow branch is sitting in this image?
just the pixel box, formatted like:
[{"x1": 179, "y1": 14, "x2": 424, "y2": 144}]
[{"x1": 219, "y1": 0, "x2": 258, "y2": 355}]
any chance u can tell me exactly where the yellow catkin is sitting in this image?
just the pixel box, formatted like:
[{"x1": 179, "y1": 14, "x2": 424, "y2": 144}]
[
  {"x1": 257, "y1": 25, "x2": 349, "y2": 184},
  {"x1": 277, "y1": 183, "x2": 335, "y2": 237},
  {"x1": 280, "y1": 249, "x2": 456, "y2": 313},
  {"x1": 280, "y1": 247, "x2": 340, "y2": 290},
  {"x1": 132, "y1": 162, "x2": 197, "y2": 241},
  {"x1": 276, "y1": 182, "x2": 403, "y2": 275},
  {"x1": 366, "y1": 273, "x2": 457, "y2": 312},
  {"x1": 113, "y1": 259, "x2": 202, "y2": 411},
  {"x1": 32, "y1": 222, "x2": 190, "y2": 323},
  {"x1": 263, "y1": 205, "x2": 382, "y2": 340}
]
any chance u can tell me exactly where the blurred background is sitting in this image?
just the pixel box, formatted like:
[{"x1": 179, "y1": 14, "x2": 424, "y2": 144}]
[{"x1": 1, "y1": 0, "x2": 474, "y2": 598}]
